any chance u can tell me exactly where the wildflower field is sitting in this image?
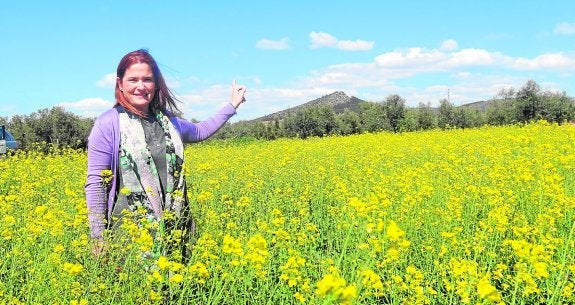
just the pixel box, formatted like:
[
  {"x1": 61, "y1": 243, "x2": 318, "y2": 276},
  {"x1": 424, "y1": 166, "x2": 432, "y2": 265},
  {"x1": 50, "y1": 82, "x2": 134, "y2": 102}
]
[{"x1": 1, "y1": 121, "x2": 575, "y2": 304}]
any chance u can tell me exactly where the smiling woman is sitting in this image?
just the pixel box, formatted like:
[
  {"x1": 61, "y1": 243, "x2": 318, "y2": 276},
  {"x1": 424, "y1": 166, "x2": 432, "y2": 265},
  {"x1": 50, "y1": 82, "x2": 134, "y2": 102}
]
[
  {"x1": 117, "y1": 63, "x2": 156, "y2": 115},
  {"x1": 84, "y1": 49, "x2": 247, "y2": 261},
  {"x1": 114, "y1": 50, "x2": 174, "y2": 118}
]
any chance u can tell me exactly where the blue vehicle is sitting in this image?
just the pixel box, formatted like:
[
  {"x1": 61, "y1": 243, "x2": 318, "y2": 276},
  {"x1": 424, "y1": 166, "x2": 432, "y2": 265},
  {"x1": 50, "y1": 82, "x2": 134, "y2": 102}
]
[{"x1": 0, "y1": 125, "x2": 18, "y2": 154}]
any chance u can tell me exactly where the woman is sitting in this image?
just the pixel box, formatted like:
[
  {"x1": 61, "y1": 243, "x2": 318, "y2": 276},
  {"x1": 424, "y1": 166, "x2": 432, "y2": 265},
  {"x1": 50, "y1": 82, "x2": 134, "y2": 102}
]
[{"x1": 84, "y1": 49, "x2": 246, "y2": 258}]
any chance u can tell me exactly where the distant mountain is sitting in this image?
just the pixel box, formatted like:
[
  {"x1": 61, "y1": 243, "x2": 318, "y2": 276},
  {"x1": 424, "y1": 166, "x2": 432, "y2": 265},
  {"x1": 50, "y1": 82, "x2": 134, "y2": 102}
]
[
  {"x1": 459, "y1": 100, "x2": 491, "y2": 111},
  {"x1": 251, "y1": 91, "x2": 368, "y2": 122},
  {"x1": 247, "y1": 91, "x2": 494, "y2": 123}
]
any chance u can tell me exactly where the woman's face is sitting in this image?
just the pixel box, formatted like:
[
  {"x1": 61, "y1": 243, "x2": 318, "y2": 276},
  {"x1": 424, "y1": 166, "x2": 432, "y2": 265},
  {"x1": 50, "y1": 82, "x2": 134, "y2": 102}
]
[{"x1": 118, "y1": 63, "x2": 156, "y2": 113}]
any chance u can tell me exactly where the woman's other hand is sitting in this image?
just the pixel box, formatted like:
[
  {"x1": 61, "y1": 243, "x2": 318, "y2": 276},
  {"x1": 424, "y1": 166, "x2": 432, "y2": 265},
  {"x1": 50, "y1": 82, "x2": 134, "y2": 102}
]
[{"x1": 91, "y1": 239, "x2": 108, "y2": 258}]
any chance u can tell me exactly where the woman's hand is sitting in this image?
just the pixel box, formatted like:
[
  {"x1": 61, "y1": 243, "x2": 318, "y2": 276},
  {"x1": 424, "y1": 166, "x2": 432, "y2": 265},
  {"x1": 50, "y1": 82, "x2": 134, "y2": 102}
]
[
  {"x1": 91, "y1": 239, "x2": 108, "y2": 257},
  {"x1": 230, "y1": 80, "x2": 247, "y2": 109}
]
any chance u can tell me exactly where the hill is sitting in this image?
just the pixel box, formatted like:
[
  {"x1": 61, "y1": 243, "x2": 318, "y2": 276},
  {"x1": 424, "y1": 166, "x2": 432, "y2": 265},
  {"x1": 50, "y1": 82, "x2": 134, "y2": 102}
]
[
  {"x1": 459, "y1": 99, "x2": 491, "y2": 111},
  {"x1": 250, "y1": 91, "x2": 368, "y2": 122},
  {"x1": 247, "y1": 91, "x2": 497, "y2": 123}
]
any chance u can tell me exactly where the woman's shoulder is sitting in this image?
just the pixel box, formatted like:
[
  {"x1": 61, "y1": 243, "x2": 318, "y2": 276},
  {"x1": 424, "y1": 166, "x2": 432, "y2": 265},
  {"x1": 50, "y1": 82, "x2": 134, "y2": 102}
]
[
  {"x1": 95, "y1": 107, "x2": 120, "y2": 124},
  {"x1": 90, "y1": 107, "x2": 120, "y2": 136}
]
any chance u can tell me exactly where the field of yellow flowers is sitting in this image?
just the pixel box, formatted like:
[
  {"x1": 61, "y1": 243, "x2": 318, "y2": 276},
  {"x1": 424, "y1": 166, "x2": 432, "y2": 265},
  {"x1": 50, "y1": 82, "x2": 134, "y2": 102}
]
[{"x1": 1, "y1": 121, "x2": 575, "y2": 304}]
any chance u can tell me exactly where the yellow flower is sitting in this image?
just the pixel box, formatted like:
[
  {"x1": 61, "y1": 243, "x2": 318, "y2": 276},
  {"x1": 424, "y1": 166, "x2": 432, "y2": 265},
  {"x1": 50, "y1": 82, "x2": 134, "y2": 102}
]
[
  {"x1": 63, "y1": 262, "x2": 83, "y2": 276},
  {"x1": 54, "y1": 244, "x2": 65, "y2": 254},
  {"x1": 316, "y1": 273, "x2": 346, "y2": 296},
  {"x1": 315, "y1": 271, "x2": 356, "y2": 304},
  {"x1": 339, "y1": 284, "x2": 357, "y2": 304},
  {"x1": 245, "y1": 234, "x2": 269, "y2": 268},
  {"x1": 170, "y1": 261, "x2": 184, "y2": 273},
  {"x1": 280, "y1": 252, "x2": 306, "y2": 288},
  {"x1": 293, "y1": 292, "x2": 306, "y2": 303},
  {"x1": 151, "y1": 270, "x2": 163, "y2": 282},
  {"x1": 477, "y1": 273, "x2": 502, "y2": 303},
  {"x1": 360, "y1": 269, "x2": 384, "y2": 295},
  {"x1": 385, "y1": 221, "x2": 405, "y2": 241},
  {"x1": 533, "y1": 261, "x2": 549, "y2": 279},
  {"x1": 562, "y1": 282, "x2": 574, "y2": 298},
  {"x1": 169, "y1": 273, "x2": 184, "y2": 284},
  {"x1": 133, "y1": 229, "x2": 153, "y2": 252},
  {"x1": 189, "y1": 262, "x2": 210, "y2": 284},
  {"x1": 222, "y1": 234, "x2": 244, "y2": 256},
  {"x1": 157, "y1": 256, "x2": 171, "y2": 270},
  {"x1": 99, "y1": 169, "x2": 113, "y2": 185},
  {"x1": 3, "y1": 215, "x2": 16, "y2": 226},
  {"x1": 150, "y1": 290, "x2": 162, "y2": 302}
]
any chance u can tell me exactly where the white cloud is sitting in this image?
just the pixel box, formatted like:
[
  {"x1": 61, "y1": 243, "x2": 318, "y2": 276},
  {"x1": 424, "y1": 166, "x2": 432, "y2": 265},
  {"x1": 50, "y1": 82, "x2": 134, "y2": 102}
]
[
  {"x1": 309, "y1": 31, "x2": 374, "y2": 51},
  {"x1": 445, "y1": 48, "x2": 505, "y2": 67},
  {"x1": 554, "y1": 22, "x2": 575, "y2": 35},
  {"x1": 174, "y1": 80, "x2": 342, "y2": 122},
  {"x1": 96, "y1": 73, "x2": 116, "y2": 88},
  {"x1": 309, "y1": 32, "x2": 338, "y2": 49},
  {"x1": 372, "y1": 46, "x2": 575, "y2": 73},
  {"x1": 59, "y1": 97, "x2": 113, "y2": 109},
  {"x1": 452, "y1": 71, "x2": 472, "y2": 79},
  {"x1": 512, "y1": 53, "x2": 575, "y2": 70},
  {"x1": 440, "y1": 39, "x2": 459, "y2": 51},
  {"x1": 256, "y1": 38, "x2": 290, "y2": 50},
  {"x1": 164, "y1": 41, "x2": 575, "y2": 121},
  {"x1": 276, "y1": 44, "x2": 575, "y2": 109},
  {"x1": 375, "y1": 48, "x2": 447, "y2": 68},
  {"x1": 58, "y1": 97, "x2": 114, "y2": 118},
  {"x1": 337, "y1": 39, "x2": 374, "y2": 51},
  {"x1": 177, "y1": 85, "x2": 230, "y2": 120}
]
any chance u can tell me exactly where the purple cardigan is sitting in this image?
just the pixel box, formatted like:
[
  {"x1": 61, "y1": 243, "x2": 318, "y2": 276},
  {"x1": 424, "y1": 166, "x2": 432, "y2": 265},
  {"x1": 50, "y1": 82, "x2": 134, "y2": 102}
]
[{"x1": 85, "y1": 103, "x2": 236, "y2": 239}]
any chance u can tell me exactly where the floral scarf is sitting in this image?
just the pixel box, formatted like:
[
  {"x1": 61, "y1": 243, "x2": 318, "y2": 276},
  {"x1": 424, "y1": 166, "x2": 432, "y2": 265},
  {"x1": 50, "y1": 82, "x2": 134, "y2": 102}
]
[{"x1": 118, "y1": 109, "x2": 186, "y2": 222}]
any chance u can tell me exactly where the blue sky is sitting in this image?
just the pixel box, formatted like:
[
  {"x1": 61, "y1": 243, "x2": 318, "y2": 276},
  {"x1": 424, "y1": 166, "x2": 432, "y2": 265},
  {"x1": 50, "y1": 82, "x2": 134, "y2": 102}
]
[{"x1": 1, "y1": 0, "x2": 574, "y2": 122}]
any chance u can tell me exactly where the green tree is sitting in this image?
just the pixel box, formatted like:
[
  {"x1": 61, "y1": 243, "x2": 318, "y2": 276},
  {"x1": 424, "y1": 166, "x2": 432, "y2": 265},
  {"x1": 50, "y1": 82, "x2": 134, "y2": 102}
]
[
  {"x1": 514, "y1": 79, "x2": 542, "y2": 122},
  {"x1": 5, "y1": 107, "x2": 93, "y2": 151},
  {"x1": 487, "y1": 99, "x2": 515, "y2": 126},
  {"x1": 359, "y1": 102, "x2": 388, "y2": 132},
  {"x1": 538, "y1": 90, "x2": 575, "y2": 123},
  {"x1": 437, "y1": 99, "x2": 455, "y2": 129},
  {"x1": 453, "y1": 107, "x2": 485, "y2": 129},
  {"x1": 284, "y1": 106, "x2": 339, "y2": 139},
  {"x1": 7, "y1": 114, "x2": 34, "y2": 150},
  {"x1": 383, "y1": 94, "x2": 406, "y2": 132},
  {"x1": 397, "y1": 108, "x2": 418, "y2": 132},
  {"x1": 285, "y1": 108, "x2": 318, "y2": 139},
  {"x1": 336, "y1": 109, "x2": 361, "y2": 135},
  {"x1": 314, "y1": 106, "x2": 338, "y2": 136},
  {"x1": 415, "y1": 102, "x2": 437, "y2": 130}
]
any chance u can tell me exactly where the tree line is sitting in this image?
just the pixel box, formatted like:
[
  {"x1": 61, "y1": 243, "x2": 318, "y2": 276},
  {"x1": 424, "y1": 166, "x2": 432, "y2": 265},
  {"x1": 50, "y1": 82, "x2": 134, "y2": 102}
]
[
  {"x1": 0, "y1": 107, "x2": 94, "y2": 152},
  {"x1": 213, "y1": 80, "x2": 575, "y2": 140},
  {"x1": 1, "y1": 80, "x2": 573, "y2": 151}
]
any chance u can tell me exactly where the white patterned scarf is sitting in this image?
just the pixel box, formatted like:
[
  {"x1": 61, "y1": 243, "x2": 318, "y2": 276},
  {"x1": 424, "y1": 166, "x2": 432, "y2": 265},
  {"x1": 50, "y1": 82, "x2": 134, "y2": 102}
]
[{"x1": 118, "y1": 109, "x2": 186, "y2": 222}]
